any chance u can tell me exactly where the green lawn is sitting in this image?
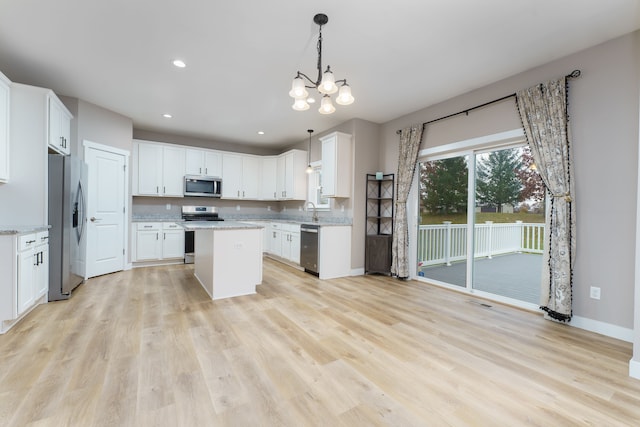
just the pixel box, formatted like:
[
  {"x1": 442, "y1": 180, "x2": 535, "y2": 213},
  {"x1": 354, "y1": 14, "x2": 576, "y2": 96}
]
[{"x1": 420, "y1": 211, "x2": 544, "y2": 225}]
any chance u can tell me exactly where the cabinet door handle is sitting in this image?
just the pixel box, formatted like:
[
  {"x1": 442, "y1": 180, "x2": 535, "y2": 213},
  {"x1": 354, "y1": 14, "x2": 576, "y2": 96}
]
[
  {"x1": 274, "y1": 192, "x2": 276, "y2": 198},
  {"x1": 39, "y1": 251, "x2": 43, "y2": 264},
  {"x1": 199, "y1": 167, "x2": 202, "y2": 174},
  {"x1": 156, "y1": 186, "x2": 159, "y2": 194},
  {"x1": 26, "y1": 239, "x2": 36, "y2": 244},
  {"x1": 242, "y1": 191, "x2": 245, "y2": 198},
  {"x1": 237, "y1": 190, "x2": 240, "y2": 197},
  {"x1": 164, "y1": 233, "x2": 166, "y2": 240},
  {"x1": 163, "y1": 186, "x2": 166, "y2": 194},
  {"x1": 205, "y1": 168, "x2": 208, "y2": 175},
  {"x1": 156, "y1": 233, "x2": 159, "y2": 240}
]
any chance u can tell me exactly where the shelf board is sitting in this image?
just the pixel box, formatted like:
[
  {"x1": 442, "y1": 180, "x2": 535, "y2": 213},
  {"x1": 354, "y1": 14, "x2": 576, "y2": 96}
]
[
  {"x1": 367, "y1": 197, "x2": 393, "y2": 201},
  {"x1": 367, "y1": 216, "x2": 393, "y2": 219}
]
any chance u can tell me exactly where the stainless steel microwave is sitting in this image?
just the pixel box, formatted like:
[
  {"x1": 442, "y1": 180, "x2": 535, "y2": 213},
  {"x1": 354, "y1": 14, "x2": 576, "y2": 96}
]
[{"x1": 184, "y1": 175, "x2": 222, "y2": 197}]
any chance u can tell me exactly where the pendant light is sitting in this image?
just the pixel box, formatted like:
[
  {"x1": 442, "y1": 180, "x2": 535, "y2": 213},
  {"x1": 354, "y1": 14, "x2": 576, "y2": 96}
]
[
  {"x1": 288, "y1": 13, "x2": 354, "y2": 114},
  {"x1": 306, "y1": 129, "x2": 314, "y2": 174}
]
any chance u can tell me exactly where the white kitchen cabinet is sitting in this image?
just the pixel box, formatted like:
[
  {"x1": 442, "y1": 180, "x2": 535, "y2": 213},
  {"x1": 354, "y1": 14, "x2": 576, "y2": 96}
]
[
  {"x1": 276, "y1": 149, "x2": 307, "y2": 200},
  {"x1": 269, "y1": 223, "x2": 282, "y2": 257},
  {"x1": 0, "y1": 230, "x2": 49, "y2": 333},
  {"x1": 134, "y1": 140, "x2": 185, "y2": 197},
  {"x1": 133, "y1": 222, "x2": 184, "y2": 263},
  {"x1": 267, "y1": 222, "x2": 300, "y2": 264},
  {"x1": 185, "y1": 148, "x2": 222, "y2": 177},
  {"x1": 0, "y1": 71, "x2": 9, "y2": 183},
  {"x1": 260, "y1": 156, "x2": 278, "y2": 200},
  {"x1": 135, "y1": 222, "x2": 162, "y2": 261},
  {"x1": 2, "y1": 84, "x2": 71, "y2": 226},
  {"x1": 320, "y1": 132, "x2": 352, "y2": 198},
  {"x1": 281, "y1": 223, "x2": 301, "y2": 264},
  {"x1": 17, "y1": 238, "x2": 36, "y2": 315},
  {"x1": 221, "y1": 153, "x2": 260, "y2": 199},
  {"x1": 162, "y1": 222, "x2": 185, "y2": 259},
  {"x1": 48, "y1": 95, "x2": 72, "y2": 155}
]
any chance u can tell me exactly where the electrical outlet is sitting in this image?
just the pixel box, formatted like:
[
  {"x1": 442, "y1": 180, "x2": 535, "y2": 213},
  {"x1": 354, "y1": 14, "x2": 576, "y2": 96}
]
[
  {"x1": 267, "y1": 206, "x2": 271, "y2": 211},
  {"x1": 236, "y1": 205, "x2": 240, "y2": 211},
  {"x1": 165, "y1": 203, "x2": 171, "y2": 210},
  {"x1": 590, "y1": 286, "x2": 601, "y2": 300}
]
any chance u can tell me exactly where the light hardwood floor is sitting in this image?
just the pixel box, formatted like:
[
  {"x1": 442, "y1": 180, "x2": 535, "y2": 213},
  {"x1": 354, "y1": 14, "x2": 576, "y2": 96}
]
[{"x1": 1, "y1": 258, "x2": 639, "y2": 426}]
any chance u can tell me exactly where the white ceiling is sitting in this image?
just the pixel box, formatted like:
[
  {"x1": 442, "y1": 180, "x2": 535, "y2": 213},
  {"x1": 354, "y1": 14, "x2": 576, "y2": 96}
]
[{"x1": 0, "y1": 0, "x2": 639, "y2": 149}]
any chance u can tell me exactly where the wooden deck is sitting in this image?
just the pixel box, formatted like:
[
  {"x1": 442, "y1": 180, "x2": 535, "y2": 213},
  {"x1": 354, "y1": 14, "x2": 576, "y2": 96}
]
[
  {"x1": 1, "y1": 257, "x2": 638, "y2": 426},
  {"x1": 420, "y1": 252, "x2": 543, "y2": 304}
]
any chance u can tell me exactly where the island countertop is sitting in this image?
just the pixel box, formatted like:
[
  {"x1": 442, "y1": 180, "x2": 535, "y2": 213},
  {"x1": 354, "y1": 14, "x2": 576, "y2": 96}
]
[{"x1": 180, "y1": 221, "x2": 265, "y2": 231}]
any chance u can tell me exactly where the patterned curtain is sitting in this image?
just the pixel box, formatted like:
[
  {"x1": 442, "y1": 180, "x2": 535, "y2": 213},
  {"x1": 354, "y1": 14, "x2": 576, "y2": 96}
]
[
  {"x1": 516, "y1": 77, "x2": 576, "y2": 322},
  {"x1": 391, "y1": 124, "x2": 423, "y2": 278}
]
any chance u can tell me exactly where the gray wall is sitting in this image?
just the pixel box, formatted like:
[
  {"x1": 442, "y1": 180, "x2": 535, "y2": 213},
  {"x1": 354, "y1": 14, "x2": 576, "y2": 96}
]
[{"x1": 381, "y1": 31, "x2": 640, "y2": 330}]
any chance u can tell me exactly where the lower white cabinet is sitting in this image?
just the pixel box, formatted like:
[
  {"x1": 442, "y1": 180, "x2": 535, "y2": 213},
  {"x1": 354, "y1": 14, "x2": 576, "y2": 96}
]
[
  {"x1": 133, "y1": 222, "x2": 184, "y2": 263},
  {"x1": 267, "y1": 222, "x2": 300, "y2": 264},
  {"x1": 1, "y1": 230, "x2": 49, "y2": 334},
  {"x1": 269, "y1": 223, "x2": 282, "y2": 257},
  {"x1": 162, "y1": 223, "x2": 185, "y2": 259}
]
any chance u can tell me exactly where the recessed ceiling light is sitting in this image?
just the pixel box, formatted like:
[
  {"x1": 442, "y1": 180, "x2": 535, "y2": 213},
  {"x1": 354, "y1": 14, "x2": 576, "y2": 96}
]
[
  {"x1": 257, "y1": 131, "x2": 265, "y2": 135},
  {"x1": 163, "y1": 113, "x2": 172, "y2": 118},
  {"x1": 172, "y1": 59, "x2": 186, "y2": 68}
]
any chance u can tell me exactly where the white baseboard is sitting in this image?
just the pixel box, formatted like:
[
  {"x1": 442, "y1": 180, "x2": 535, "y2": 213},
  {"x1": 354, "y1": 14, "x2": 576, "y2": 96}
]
[
  {"x1": 351, "y1": 268, "x2": 365, "y2": 276},
  {"x1": 570, "y1": 315, "x2": 634, "y2": 342},
  {"x1": 629, "y1": 358, "x2": 640, "y2": 379}
]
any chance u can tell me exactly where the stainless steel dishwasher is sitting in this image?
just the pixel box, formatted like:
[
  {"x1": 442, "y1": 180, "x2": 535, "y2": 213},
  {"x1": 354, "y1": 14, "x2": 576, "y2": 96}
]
[{"x1": 300, "y1": 224, "x2": 319, "y2": 275}]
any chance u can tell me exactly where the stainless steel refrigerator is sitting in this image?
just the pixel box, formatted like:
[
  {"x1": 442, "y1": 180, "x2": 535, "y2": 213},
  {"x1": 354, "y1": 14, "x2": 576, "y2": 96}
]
[{"x1": 48, "y1": 154, "x2": 88, "y2": 301}]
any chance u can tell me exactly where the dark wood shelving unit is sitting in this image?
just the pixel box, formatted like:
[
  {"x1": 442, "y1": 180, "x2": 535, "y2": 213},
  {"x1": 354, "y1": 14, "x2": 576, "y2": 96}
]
[{"x1": 365, "y1": 173, "x2": 394, "y2": 274}]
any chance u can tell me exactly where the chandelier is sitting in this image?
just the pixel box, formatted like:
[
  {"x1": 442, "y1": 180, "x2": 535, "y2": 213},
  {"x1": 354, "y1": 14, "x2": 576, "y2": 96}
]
[{"x1": 288, "y1": 13, "x2": 354, "y2": 114}]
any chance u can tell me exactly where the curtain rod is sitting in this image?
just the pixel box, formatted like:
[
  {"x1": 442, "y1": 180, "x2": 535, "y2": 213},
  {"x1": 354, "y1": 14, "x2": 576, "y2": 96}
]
[{"x1": 396, "y1": 69, "x2": 581, "y2": 134}]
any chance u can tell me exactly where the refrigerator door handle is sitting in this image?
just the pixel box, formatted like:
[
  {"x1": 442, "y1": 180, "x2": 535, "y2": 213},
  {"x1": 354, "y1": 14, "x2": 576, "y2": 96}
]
[{"x1": 76, "y1": 181, "x2": 86, "y2": 244}]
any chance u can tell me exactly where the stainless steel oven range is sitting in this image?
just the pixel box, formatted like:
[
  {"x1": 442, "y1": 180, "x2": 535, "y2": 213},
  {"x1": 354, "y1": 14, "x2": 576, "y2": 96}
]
[{"x1": 181, "y1": 206, "x2": 224, "y2": 264}]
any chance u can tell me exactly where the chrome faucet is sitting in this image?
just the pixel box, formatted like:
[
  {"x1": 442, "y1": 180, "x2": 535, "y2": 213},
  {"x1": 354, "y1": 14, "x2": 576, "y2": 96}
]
[{"x1": 307, "y1": 201, "x2": 319, "y2": 222}]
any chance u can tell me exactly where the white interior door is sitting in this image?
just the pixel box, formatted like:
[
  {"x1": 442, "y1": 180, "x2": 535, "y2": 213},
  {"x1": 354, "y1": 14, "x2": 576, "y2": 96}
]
[{"x1": 85, "y1": 145, "x2": 127, "y2": 278}]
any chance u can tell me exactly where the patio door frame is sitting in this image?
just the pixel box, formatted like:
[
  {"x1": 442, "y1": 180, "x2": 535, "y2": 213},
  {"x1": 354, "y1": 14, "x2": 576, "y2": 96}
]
[{"x1": 409, "y1": 129, "x2": 540, "y2": 311}]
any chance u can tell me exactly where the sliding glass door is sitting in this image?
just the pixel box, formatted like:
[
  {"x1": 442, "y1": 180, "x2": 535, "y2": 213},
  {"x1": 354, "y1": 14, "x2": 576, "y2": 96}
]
[
  {"x1": 416, "y1": 155, "x2": 469, "y2": 287},
  {"x1": 472, "y1": 146, "x2": 544, "y2": 304},
  {"x1": 416, "y1": 144, "x2": 544, "y2": 306}
]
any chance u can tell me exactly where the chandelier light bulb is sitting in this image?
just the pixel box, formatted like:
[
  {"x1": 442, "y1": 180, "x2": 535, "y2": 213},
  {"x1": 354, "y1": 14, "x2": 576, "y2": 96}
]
[
  {"x1": 336, "y1": 83, "x2": 355, "y2": 105},
  {"x1": 318, "y1": 67, "x2": 338, "y2": 94},
  {"x1": 319, "y1": 95, "x2": 336, "y2": 114},
  {"x1": 289, "y1": 76, "x2": 309, "y2": 99},
  {"x1": 292, "y1": 97, "x2": 310, "y2": 111}
]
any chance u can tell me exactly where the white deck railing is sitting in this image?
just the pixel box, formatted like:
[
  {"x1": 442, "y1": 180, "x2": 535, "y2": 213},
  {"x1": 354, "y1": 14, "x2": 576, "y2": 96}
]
[{"x1": 417, "y1": 221, "x2": 544, "y2": 267}]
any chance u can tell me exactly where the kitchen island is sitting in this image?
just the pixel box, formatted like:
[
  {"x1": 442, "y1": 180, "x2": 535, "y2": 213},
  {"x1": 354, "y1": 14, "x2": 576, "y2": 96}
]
[{"x1": 181, "y1": 221, "x2": 264, "y2": 300}]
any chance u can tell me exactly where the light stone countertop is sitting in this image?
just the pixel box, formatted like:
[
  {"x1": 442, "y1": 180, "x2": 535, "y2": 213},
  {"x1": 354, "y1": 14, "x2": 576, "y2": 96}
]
[
  {"x1": 180, "y1": 221, "x2": 265, "y2": 231},
  {"x1": 0, "y1": 225, "x2": 51, "y2": 235}
]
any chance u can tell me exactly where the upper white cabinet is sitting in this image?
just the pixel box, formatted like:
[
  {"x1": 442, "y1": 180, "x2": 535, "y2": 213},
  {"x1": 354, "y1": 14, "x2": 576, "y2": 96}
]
[
  {"x1": 276, "y1": 149, "x2": 307, "y2": 200},
  {"x1": 3, "y1": 83, "x2": 71, "y2": 226},
  {"x1": 185, "y1": 148, "x2": 222, "y2": 177},
  {"x1": 132, "y1": 140, "x2": 307, "y2": 202},
  {"x1": 260, "y1": 156, "x2": 278, "y2": 200},
  {"x1": 133, "y1": 140, "x2": 185, "y2": 197},
  {"x1": 221, "y1": 153, "x2": 260, "y2": 199},
  {"x1": 320, "y1": 132, "x2": 352, "y2": 198},
  {"x1": 0, "y1": 71, "x2": 9, "y2": 183},
  {"x1": 48, "y1": 95, "x2": 72, "y2": 155}
]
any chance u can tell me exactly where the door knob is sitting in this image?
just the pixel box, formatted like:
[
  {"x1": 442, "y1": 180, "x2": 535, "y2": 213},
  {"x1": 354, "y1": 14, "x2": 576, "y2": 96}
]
[{"x1": 90, "y1": 217, "x2": 102, "y2": 222}]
